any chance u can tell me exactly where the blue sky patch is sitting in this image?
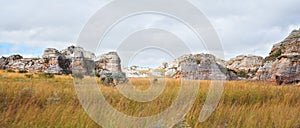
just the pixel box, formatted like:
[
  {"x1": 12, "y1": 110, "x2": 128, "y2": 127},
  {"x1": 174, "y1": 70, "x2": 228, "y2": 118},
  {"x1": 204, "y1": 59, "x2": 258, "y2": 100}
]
[{"x1": 0, "y1": 42, "x2": 44, "y2": 58}]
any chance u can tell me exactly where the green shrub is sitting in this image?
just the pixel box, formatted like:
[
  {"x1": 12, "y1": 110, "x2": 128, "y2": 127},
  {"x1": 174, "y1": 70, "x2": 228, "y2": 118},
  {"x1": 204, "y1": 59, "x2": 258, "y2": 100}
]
[
  {"x1": 24, "y1": 74, "x2": 34, "y2": 78},
  {"x1": 90, "y1": 73, "x2": 100, "y2": 78},
  {"x1": 39, "y1": 73, "x2": 55, "y2": 78},
  {"x1": 7, "y1": 69, "x2": 15, "y2": 73},
  {"x1": 264, "y1": 49, "x2": 283, "y2": 62},
  {"x1": 196, "y1": 59, "x2": 201, "y2": 65},
  {"x1": 18, "y1": 70, "x2": 28, "y2": 73},
  {"x1": 237, "y1": 71, "x2": 248, "y2": 78},
  {"x1": 274, "y1": 49, "x2": 282, "y2": 57}
]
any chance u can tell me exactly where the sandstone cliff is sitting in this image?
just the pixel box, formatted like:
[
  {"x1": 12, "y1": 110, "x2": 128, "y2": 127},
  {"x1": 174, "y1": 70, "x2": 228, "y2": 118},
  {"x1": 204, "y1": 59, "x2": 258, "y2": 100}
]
[
  {"x1": 95, "y1": 52, "x2": 122, "y2": 73},
  {"x1": 0, "y1": 46, "x2": 122, "y2": 75},
  {"x1": 227, "y1": 55, "x2": 264, "y2": 78},
  {"x1": 257, "y1": 29, "x2": 300, "y2": 84},
  {"x1": 162, "y1": 53, "x2": 237, "y2": 80}
]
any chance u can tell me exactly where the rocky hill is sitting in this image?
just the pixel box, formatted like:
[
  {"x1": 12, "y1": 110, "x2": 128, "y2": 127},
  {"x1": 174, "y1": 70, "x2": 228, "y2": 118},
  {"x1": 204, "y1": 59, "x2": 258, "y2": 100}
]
[
  {"x1": 0, "y1": 46, "x2": 122, "y2": 75},
  {"x1": 256, "y1": 29, "x2": 300, "y2": 84},
  {"x1": 160, "y1": 29, "x2": 300, "y2": 84},
  {"x1": 0, "y1": 29, "x2": 299, "y2": 85},
  {"x1": 161, "y1": 53, "x2": 237, "y2": 80}
]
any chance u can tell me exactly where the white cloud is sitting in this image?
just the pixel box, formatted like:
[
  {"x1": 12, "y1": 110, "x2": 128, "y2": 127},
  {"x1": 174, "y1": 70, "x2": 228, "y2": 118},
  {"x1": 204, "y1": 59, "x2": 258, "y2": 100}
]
[{"x1": 0, "y1": 0, "x2": 299, "y2": 64}]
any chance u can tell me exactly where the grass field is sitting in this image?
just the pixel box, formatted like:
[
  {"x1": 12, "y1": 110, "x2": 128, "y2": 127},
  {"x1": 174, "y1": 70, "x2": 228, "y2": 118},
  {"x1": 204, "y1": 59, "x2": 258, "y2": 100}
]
[{"x1": 0, "y1": 70, "x2": 300, "y2": 128}]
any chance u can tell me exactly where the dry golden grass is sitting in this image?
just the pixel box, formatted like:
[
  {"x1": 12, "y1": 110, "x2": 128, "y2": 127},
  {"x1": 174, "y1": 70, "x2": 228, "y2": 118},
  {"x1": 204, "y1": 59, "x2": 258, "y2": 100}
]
[{"x1": 0, "y1": 70, "x2": 300, "y2": 128}]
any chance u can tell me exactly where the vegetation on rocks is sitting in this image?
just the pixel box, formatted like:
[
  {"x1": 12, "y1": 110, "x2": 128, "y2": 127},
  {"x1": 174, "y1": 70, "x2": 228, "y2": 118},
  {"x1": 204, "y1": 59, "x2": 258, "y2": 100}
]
[
  {"x1": 18, "y1": 70, "x2": 28, "y2": 74},
  {"x1": 38, "y1": 73, "x2": 55, "y2": 79},
  {"x1": 264, "y1": 49, "x2": 282, "y2": 62}
]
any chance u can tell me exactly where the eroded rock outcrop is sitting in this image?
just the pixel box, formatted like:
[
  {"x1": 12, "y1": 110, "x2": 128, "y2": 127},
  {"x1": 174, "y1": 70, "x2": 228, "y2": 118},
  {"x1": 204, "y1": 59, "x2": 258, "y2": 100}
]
[
  {"x1": 227, "y1": 55, "x2": 264, "y2": 78},
  {"x1": 62, "y1": 46, "x2": 96, "y2": 75},
  {"x1": 95, "y1": 52, "x2": 122, "y2": 73},
  {"x1": 162, "y1": 53, "x2": 237, "y2": 80},
  {"x1": 255, "y1": 61, "x2": 273, "y2": 80},
  {"x1": 271, "y1": 54, "x2": 300, "y2": 84},
  {"x1": 0, "y1": 55, "x2": 44, "y2": 72},
  {"x1": 0, "y1": 46, "x2": 122, "y2": 75},
  {"x1": 257, "y1": 29, "x2": 300, "y2": 84},
  {"x1": 1, "y1": 28, "x2": 299, "y2": 84},
  {"x1": 42, "y1": 48, "x2": 72, "y2": 74}
]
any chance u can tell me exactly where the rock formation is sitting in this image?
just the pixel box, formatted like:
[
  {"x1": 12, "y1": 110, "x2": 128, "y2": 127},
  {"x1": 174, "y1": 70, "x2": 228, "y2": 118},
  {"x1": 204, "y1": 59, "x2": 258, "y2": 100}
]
[
  {"x1": 0, "y1": 55, "x2": 44, "y2": 72},
  {"x1": 257, "y1": 29, "x2": 300, "y2": 84},
  {"x1": 227, "y1": 55, "x2": 264, "y2": 78},
  {"x1": 162, "y1": 53, "x2": 237, "y2": 80},
  {"x1": 95, "y1": 52, "x2": 122, "y2": 73},
  {"x1": 122, "y1": 66, "x2": 151, "y2": 78},
  {"x1": 42, "y1": 48, "x2": 72, "y2": 74},
  {"x1": 255, "y1": 61, "x2": 273, "y2": 80},
  {"x1": 61, "y1": 46, "x2": 96, "y2": 75},
  {"x1": 0, "y1": 46, "x2": 122, "y2": 75},
  {"x1": 0, "y1": 28, "x2": 299, "y2": 85}
]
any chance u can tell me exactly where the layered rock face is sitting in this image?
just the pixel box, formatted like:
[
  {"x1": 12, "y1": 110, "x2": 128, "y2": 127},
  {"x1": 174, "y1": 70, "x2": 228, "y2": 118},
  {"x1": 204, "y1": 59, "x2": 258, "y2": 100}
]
[
  {"x1": 162, "y1": 54, "x2": 237, "y2": 80},
  {"x1": 0, "y1": 55, "x2": 23, "y2": 70},
  {"x1": 61, "y1": 46, "x2": 96, "y2": 75},
  {"x1": 227, "y1": 55, "x2": 264, "y2": 78},
  {"x1": 255, "y1": 61, "x2": 273, "y2": 80},
  {"x1": 271, "y1": 55, "x2": 300, "y2": 84},
  {"x1": 95, "y1": 52, "x2": 122, "y2": 73},
  {"x1": 41, "y1": 46, "x2": 96, "y2": 74},
  {"x1": 122, "y1": 66, "x2": 151, "y2": 78},
  {"x1": 0, "y1": 55, "x2": 44, "y2": 72},
  {"x1": 257, "y1": 29, "x2": 300, "y2": 84},
  {"x1": 0, "y1": 46, "x2": 122, "y2": 75},
  {"x1": 42, "y1": 48, "x2": 72, "y2": 74}
]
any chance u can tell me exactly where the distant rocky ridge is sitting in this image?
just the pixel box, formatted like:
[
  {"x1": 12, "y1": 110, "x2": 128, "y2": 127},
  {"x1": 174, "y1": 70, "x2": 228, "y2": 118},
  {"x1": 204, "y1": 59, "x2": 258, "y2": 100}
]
[
  {"x1": 0, "y1": 46, "x2": 122, "y2": 75},
  {"x1": 161, "y1": 54, "x2": 268, "y2": 80},
  {"x1": 161, "y1": 53, "x2": 237, "y2": 80},
  {"x1": 161, "y1": 28, "x2": 300, "y2": 84},
  {"x1": 0, "y1": 29, "x2": 299, "y2": 85}
]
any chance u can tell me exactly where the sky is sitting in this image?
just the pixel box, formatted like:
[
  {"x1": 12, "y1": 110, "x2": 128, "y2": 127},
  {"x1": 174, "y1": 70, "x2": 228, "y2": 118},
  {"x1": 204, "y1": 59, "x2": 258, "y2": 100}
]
[{"x1": 0, "y1": 0, "x2": 299, "y2": 67}]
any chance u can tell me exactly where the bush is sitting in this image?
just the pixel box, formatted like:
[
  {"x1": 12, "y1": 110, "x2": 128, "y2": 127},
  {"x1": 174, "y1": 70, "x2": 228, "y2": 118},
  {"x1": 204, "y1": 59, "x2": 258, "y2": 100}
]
[
  {"x1": 90, "y1": 73, "x2": 100, "y2": 78},
  {"x1": 24, "y1": 74, "x2": 34, "y2": 78},
  {"x1": 7, "y1": 69, "x2": 15, "y2": 73},
  {"x1": 39, "y1": 73, "x2": 55, "y2": 78},
  {"x1": 237, "y1": 71, "x2": 248, "y2": 78},
  {"x1": 264, "y1": 49, "x2": 282, "y2": 62},
  {"x1": 18, "y1": 70, "x2": 28, "y2": 73},
  {"x1": 196, "y1": 59, "x2": 201, "y2": 65}
]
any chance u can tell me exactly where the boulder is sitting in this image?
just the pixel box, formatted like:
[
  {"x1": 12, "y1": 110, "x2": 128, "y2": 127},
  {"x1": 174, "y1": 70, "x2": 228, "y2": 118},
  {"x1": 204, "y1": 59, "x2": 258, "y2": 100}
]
[
  {"x1": 8, "y1": 54, "x2": 23, "y2": 60},
  {"x1": 42, "y1": 48, "x2": 71, "y2": 74},
  {"x1": 61, "y1": 45, "x2": 95, "y2": 59},
  {"x1": 42, "y1": 48, "x2": 61, "y2": 58},
  {"x1": 23, "y1": 59, "x2": 44, "y2": 72},
  {"x1": 271, "y1": 54, "x2": 300, "y2": 84},
  {"x1": 0, "y1": 55, "x2": 24, "y2": 70},
  {"x1": 63, "y1": 46, "x2": 96, "y2": 75},
  {"x1": 163, "y1": 53, "x2": 235, "y2": 80},
  {"x1": 255, "y1": 61, "x2": 273, "y2": 80},
  {"x1": 95, "y1": 52, "x2": 122, "y2": 73},
  {"x1": 226, "y1": 55, "x2": 263, "y2": 78},
  {"x1": 0, "y1": 56, "x2": 9, "y2": 69},
  {"x1": 122, "y1": 66, "x2": 151, "y2": 78}
]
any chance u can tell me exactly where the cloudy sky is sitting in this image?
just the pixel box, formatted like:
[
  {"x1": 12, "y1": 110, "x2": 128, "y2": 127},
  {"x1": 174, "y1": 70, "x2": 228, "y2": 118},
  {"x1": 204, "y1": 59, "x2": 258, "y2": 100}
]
[{"x1": 0, "y1": 0, "x2": 299, "y2": 67}]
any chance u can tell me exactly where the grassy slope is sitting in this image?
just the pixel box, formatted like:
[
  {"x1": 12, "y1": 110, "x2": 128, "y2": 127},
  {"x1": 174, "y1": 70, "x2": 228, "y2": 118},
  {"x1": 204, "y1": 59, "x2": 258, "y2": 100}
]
[{"x1": 0, "y1": 71, "x2": 299, "y2": 128}]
